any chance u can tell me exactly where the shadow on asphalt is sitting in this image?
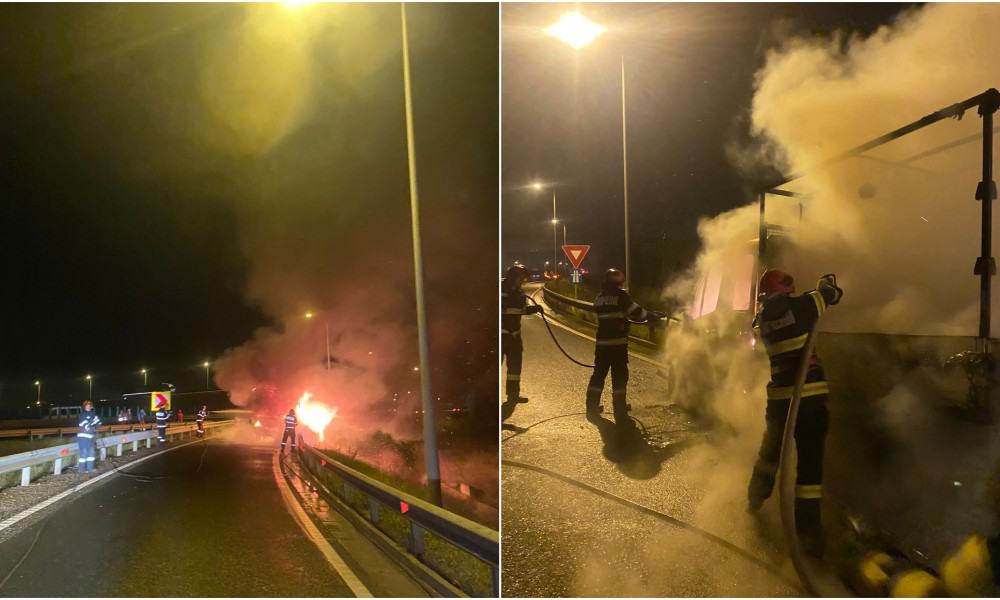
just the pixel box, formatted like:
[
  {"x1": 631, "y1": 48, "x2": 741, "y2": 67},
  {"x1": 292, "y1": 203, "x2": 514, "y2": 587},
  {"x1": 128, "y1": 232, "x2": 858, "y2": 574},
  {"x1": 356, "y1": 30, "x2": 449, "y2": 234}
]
[{"x1": 589, "y1": 415, "x2": 700, "y2": 480}]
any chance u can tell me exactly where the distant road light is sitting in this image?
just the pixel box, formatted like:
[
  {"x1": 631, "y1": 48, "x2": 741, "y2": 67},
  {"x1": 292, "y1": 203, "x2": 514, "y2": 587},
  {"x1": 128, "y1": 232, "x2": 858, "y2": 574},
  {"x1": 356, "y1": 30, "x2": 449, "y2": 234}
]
[
  {"x1": 546, "y1": 12, "x2": 606, "y2": 49},
  {"x1": 532, "y1": 182, "x2": 543, "y2": 190},
  {"x1": 304, "y1": 312, "x2": 314, "y2": 319}
]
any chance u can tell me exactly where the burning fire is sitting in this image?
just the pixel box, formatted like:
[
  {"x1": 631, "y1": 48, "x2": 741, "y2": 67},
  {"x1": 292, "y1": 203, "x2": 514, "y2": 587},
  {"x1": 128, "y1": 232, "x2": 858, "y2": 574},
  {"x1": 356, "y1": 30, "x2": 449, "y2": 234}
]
[{"x1": 295, "y1": 391, "x2": 337, "y2": 442}]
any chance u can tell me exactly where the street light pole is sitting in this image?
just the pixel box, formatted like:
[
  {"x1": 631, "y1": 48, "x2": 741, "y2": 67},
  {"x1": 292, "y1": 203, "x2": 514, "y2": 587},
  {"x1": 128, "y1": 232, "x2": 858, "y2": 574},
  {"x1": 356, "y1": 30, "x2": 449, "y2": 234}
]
[
  {"x1": 325, "y1": 321, "x2": 331, "y2": 371},
  {"x1": 141, "y1": 368, "x2": 148, "y2": 386},
  {"x1": 86, "y1": 375, "x2": 92, "y2": 401},
  {"x1": 35, "y1": 381, "x2": 41, "y2": 418},
  {"x1": 620, "y1": 55, "x2": 631, "y2": 291},
  {"x1": 552, "y1": 190, "x2": 558, "y2": 274},
  {"x1": 401, "y1": 2, "x2": 442, "y2": 506},
  {"x1": 203, "y1": 362, "x2": 211, "y2": 390}
]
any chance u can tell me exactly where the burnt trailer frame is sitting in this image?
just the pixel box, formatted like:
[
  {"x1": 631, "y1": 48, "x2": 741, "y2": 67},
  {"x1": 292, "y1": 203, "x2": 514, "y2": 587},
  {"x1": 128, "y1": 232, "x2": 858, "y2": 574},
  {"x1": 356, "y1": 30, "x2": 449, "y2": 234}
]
[{"x1": 753, "y1": 88, "x2": 1000, "y2": 352}]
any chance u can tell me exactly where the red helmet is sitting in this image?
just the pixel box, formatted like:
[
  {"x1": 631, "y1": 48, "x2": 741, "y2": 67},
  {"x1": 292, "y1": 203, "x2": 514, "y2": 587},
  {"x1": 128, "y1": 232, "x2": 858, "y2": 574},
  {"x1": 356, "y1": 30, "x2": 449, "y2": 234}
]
[{"x1": 759, "y1": 269, "x2": 795, "y2": 297}]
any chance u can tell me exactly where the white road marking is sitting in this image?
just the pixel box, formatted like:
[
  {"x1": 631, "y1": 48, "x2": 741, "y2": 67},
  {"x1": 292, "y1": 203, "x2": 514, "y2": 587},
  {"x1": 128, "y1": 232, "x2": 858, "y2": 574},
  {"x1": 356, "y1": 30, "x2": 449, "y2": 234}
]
[
  {"x1": 271, "y1": 452, "x2": 372, "y2": 598},
  {"x1": 0, "y1": 437, "x2": 205, "y2": 534}
]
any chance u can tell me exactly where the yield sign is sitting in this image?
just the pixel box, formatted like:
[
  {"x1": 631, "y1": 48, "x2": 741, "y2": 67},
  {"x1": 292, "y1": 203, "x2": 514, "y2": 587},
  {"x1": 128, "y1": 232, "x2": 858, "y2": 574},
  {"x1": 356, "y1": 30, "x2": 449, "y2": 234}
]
[{"x1": 561, "y1": 245, "x2": 591, "y2": 269}]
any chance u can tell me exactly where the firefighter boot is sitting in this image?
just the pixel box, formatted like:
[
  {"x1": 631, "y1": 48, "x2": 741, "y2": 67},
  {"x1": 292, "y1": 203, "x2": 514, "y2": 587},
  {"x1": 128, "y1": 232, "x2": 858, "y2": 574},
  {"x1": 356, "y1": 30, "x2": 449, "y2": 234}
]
[
  {"x1": 586, "y1": 387, "x2": 603, "y2": 422},
  {"x1": 611, "y1": 390, "x2": 632, "y2": 427},
  {"x1": 795, "y1": 497, "x2": 824, "y2": 558}
]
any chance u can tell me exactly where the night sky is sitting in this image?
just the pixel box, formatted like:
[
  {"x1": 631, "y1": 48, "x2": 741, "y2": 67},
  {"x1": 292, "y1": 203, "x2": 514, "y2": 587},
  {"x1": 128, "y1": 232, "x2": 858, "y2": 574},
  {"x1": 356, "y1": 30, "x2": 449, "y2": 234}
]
[
  {"x1": 502, "y1": 3, "x2": 912, "y2": 286},
  {"x1": 0, "y1": 3, "x2": 497, "y2": 414}
]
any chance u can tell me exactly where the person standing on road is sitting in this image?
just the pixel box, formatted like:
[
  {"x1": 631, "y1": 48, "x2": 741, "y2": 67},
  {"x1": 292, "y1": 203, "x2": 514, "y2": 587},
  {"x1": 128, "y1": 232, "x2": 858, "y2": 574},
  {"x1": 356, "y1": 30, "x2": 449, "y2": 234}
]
[
  {"x1": 138, "y1": 407, "x2": 146, "y2": 428},
  {"x1": 747, "y1": 269, "x2": 843, "y2": 558},
  {"x1": 77, "y1": 400, "x2": 101, "y2": 474},
  {"x1": 177, "y1": 408, "x2": 184, "y2": 423},
  {"x1": 196, "y1": 405, "x2": 208, "y2": 437},
  {"x1": 501, "y1": 262, "x2": 542, "y2": 420},
  {"x1": 154, "y1": 399, "x2": 172, "y2": 444},
  {"x1": 281, "y1": 409, "x2": 298, "y2": 453},
  {"x1": 586, "y1": 268, "x2": 663, "y2": 426}
]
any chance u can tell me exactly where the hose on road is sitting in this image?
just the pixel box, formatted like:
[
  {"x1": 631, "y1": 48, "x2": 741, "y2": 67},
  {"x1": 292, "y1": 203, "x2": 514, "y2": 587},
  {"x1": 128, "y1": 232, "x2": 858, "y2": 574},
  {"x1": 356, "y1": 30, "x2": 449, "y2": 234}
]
[
  {"x1": 0, "y1": 516, "x2": 49, "y2": 590},
  {"x1": 526, "y1": 296, "x2": 595, "y2": 368},
  {"x1": 502, "y1": 458, "x2": 804, "y2": 594}
]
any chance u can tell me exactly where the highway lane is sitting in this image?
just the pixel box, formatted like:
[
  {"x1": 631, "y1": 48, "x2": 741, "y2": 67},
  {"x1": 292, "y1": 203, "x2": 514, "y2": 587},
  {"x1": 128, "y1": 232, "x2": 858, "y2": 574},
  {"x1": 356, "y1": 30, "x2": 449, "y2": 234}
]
[
  {"x1": 0, "y1": 437, "x2": 426, "y2": 597},
  {"x1": 501, "y1": 310, "x2": 803, "y2": 597}
]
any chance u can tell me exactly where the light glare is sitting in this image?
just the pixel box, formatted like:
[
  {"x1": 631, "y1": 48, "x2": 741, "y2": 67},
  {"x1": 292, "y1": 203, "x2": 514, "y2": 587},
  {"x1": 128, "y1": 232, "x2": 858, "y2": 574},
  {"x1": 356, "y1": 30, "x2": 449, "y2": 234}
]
[{"x1": 546, "y1": 12, "x2": 606, "y2": 49}]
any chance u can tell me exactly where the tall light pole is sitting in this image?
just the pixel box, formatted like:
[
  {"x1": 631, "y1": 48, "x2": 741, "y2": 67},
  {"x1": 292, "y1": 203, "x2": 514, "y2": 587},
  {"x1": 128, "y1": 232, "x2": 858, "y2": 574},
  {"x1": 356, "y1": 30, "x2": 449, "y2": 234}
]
[
  {"x1": 401, "y1": 2, "x2": 442, "y2": 506},
  {"x1": 141, "y1": 368, "x2": 148, "y2": 386},
  {"x1": 546, "y1": 12, "x2": 632, "y2": 289},
  {"x1": 85, "y1": 374, "x2": 92, "y2": 401},
  {"x1": 532, "y1": 182, "x2": 560, "y2": 274},
  {"x1": 203, "y1": 362, "x2": 211, "y2": 390},
  {"x1": 34, "y1": 380, "x2": 41, "y2": 418},
  {"x1": 304, "y1": 312, "x2": 332, "y2": 370}
]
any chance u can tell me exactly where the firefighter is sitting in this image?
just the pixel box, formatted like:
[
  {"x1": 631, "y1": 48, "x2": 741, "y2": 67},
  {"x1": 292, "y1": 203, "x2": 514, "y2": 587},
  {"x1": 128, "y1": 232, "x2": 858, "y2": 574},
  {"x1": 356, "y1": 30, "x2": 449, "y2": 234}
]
[
  {"x1": 586, "y1": 268, "x2": 662, "y2": 425},
  {"x1": 154, "y1": 399, "x2": 172, "y2": 444},
  {"x1": 501, "y1": 262, "x2": 542, "y2": 418},
  {"x1": 77, "y1": 400, "x2": 101, "y2": 473},
  {"x1": 281, "y1": 408, "x2": 298, "y2": 453},
  {"x1": 196, "y1": 405, "x2": 208, "y2": 437},
  {"x1": 747, "y1": 269, "x2": 843, "y2": 557}
]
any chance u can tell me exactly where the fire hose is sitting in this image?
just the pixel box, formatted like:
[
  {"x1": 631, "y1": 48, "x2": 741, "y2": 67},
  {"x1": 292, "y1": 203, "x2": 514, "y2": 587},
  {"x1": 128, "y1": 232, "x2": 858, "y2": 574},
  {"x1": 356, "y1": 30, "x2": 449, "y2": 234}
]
[
  {"x1": 526, "y1": 296, "x2": 595, "y2": 368},
  {"x1": 778, "y1": 277, "x2": 840, "y2": 597}
]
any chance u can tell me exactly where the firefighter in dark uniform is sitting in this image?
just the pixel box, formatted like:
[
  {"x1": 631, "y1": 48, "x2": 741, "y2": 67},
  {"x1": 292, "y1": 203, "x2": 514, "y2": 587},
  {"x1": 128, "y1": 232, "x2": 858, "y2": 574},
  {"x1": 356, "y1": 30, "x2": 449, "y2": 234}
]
[
  {"x1": 154, "y1": 400, "x2": 172, "y2": 444},
  {"x1": 501, "y1": 262, "x2": 542, "y2": 419},
  {"x1": 196, "y1": 405, "x2": 208, "y2": 437},
  {"x1": 281, "y1": 408, "x2": 298, "y2": 453},
  {"x1": 586, "y1": 268, "x2": 662, "y2": 425},
  {"x1": 77, "y1": 400, "x2": 101, "y2": 473},
  {"x1": 747, "y1": 269, "x2": 843, "y2": 557}
]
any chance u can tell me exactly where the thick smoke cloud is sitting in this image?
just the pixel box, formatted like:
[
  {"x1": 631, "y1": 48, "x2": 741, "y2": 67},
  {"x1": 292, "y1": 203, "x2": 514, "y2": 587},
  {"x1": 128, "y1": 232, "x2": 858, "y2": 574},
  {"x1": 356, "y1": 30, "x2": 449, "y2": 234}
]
[{"x1": 658, "y1": 3, "x2": 1000, "y2": 566}]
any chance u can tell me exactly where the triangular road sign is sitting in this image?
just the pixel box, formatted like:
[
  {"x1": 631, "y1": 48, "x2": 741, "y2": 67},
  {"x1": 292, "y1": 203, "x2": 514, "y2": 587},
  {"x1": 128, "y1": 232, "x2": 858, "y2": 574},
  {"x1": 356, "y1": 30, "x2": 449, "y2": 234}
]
[{"x1": 561, "y1": 245, "x2": 591, "y2": 269}]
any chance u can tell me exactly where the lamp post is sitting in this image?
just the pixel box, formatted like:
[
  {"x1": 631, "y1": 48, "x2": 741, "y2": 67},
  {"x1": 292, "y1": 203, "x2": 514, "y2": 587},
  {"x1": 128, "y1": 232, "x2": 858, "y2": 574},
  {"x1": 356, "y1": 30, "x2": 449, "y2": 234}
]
[
  {"x1": 531, "y1": 182, "x2": 559, "y2": 275},
  {"x1": 34, "y1": 380, "x2": 41, "y2": 418},
  {"x1": 545, "y1": 12, "x2": 632, "y2": 290},
  {"x1": 203, "y1": 362, "x2": 211, "y2": 390},
  {"x1": 304, "y1": 312, "x2": 332, "y2": 370},
  {"x1": 141, "y1": 368, "x2": 148, "y2": 386},
  {"x1": 401, "y1": 2, "x2": 442, "y2": 506},
  {"x1": 85, "y1": 374, "x2": 92, "y2": 401}
]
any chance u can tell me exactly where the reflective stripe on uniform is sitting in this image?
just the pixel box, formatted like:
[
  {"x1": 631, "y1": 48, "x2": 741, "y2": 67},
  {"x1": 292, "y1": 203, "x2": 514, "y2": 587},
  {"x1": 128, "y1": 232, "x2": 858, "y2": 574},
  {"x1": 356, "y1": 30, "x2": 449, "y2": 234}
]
[
  {"x1": 809, "y1": 290, "x2": 827, "y2": 315},
  {"x1": 596, "y1": 337, "x2": 628, "y2": 346},
  {"x1": 597, "y1": 312, "x2": 625, "y2": 319},
  {"x1": 765, "y1": 333, "x2": 809, "y2": 356},
  {"x1": 766, "y1": 381, "x2": 830, "y2": 400},
  {"x1": 78, "y1": 459, "x2": 85, "y2": 464},
  {"x1": 503, "y1": 308, "x2": 524, "y2": 315},
  {"x1": 795, "y1": 484, "x2": 822, "y2": 499},
  {"x1": 77, "y1": 433, "x2": 93, "y2": 439},
  {"x1": 587, "y1": 386, "x2": 603, "y2": 393},
  {"x1": 501, "y1": 329, "x2": 521, "y2": 336},
  {"x1": 506, "y1": 374, "x2": 520, "y2": 381},
  {"x1": 86, "y1": 457, "x2": 96, "y2": 462}
]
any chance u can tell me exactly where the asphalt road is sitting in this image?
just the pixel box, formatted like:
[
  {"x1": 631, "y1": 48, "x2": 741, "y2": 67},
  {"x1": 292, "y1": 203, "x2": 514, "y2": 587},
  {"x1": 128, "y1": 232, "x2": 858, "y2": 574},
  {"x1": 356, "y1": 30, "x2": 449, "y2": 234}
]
[
  {"x1": 501, "y1": 308, "x2": 804, "y2": 597},
  {"x1": 0, "y1": 437, "x2": 426, "y2": 597}
]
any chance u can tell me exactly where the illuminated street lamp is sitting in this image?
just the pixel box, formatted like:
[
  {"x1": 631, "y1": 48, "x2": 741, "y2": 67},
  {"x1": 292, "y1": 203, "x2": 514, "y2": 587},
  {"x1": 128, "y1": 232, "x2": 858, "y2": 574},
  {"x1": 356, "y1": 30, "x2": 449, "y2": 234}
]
[
  {"x1": 34, "y1": 380, "x2": 41, "y2": 417},
  {"x1": 531, "y1": 182, "x2": 560, "y2": 275},
  {"x1": 85, "y1": 374, "x2": 92, "y2": 401},
  {"x1": 546, "y1": 12, "x2": 632, "y2": 290},
  {"x1": 141, "y1": 368, "x2": 148, "y2": 386},
  {"x1": 203, "y1": 361, "x2": 211, "y2": 390},
  {"x1": 304, "y1": 311, "x2": 332, "y2": 371}
]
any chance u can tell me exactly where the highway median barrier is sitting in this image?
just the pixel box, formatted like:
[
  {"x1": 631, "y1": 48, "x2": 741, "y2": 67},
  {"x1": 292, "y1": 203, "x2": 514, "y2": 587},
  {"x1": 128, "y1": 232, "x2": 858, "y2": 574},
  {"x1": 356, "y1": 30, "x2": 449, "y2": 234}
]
[{"x1": 0, "y1": 420, "x2": 233, "y2": 491}]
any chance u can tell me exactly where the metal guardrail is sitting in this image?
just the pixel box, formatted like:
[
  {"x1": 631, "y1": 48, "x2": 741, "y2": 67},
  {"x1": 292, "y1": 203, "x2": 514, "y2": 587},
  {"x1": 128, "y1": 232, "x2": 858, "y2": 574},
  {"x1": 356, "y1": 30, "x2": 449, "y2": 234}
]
[
  {"x1": 541, "y1": 285, "x2": 667, "y2": 347},
  {"x1": 296, "y1": 441, "x2": 499, "y2": 597},
  {"x1": 0, "y1": 420, "x2": 232, "y2": 487},
  {"x1": 0, "y1": 420, "x2": 225, "y2": 440}
]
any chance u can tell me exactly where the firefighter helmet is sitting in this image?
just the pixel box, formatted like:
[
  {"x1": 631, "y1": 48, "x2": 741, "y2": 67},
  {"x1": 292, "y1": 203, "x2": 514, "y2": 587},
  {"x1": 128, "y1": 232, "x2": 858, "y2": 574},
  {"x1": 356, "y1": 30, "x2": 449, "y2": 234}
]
[
  {"x1": 505, "y1": 262, "x2": 528, "y2": 280},
  {"x1": 82, "y1": 400, "x2": 93, "y2": 411},
  {"x1": 759, "y1": 269, "x2": 795, "y2": 297},
  {"x1": 604, "y1": 268, "x2": 626, "y2": 287}
]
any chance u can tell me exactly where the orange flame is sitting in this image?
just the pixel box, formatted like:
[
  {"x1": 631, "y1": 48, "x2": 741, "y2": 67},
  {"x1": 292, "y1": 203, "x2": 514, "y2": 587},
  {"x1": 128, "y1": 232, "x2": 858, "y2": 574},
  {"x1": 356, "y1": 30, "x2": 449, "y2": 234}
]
[{"x1": 295, "y1": 391, "x2": 337, "y2": 442}]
